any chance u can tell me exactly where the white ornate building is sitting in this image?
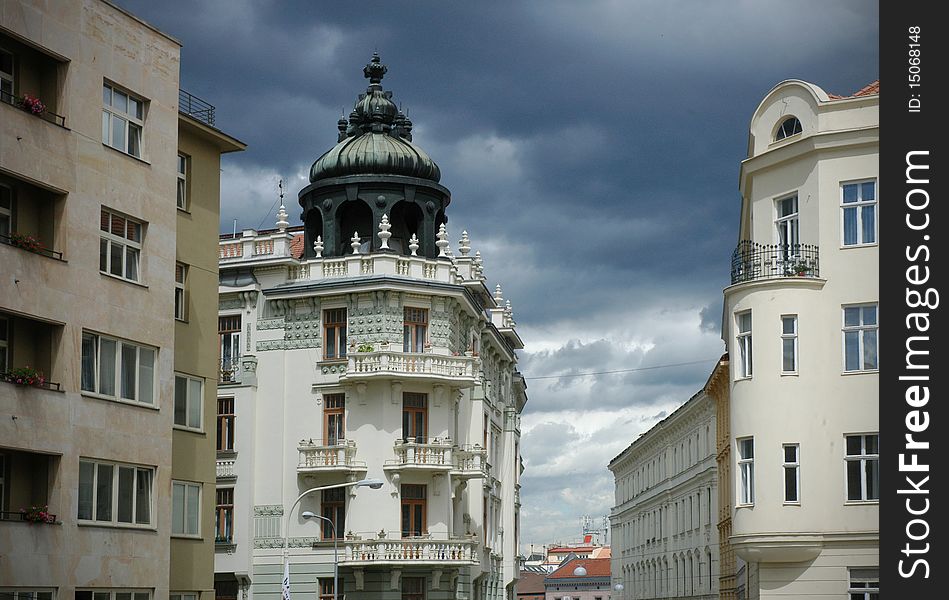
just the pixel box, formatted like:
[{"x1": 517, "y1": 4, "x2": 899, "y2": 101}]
[
  {"x1": 722, "y1": 79, "x2": 879, "y2": 599},
  {"x1": 212, "y1": 55, "x2": 526, "y2": 600},
  {"x1": 609, "y1": 381, "x2": 719, "y2": 600}
]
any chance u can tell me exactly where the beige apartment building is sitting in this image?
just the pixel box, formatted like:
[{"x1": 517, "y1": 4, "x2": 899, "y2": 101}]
[{"x1": 0, "y1": 2, "x2": 243, "y2": 599}]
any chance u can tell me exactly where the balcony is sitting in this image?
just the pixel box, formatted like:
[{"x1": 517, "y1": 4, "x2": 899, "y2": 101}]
[
  {"x1": 730, "y1": 241, "x2": 820, "y2": 285},
  {"x1": 384, "y1": 438, "x2": 454, "y2": 473},
  {"x1": 451, "y1": 445, "x2": 488, "y2": 480},
  {"x1": 0, "y1": 312, "x2": 61, "y2": 392},
  {"x1": 179, "y1": 89, "x2": 216, "y2": 127},
  {"x1": 0, "y1": 449, "x2": 58, "y2": 525},
  {"x1": 340, "y1": 537, "x2": 479, "y2": 566},
  {"x1": 297, "y1": 439, "x2": 367, "y2": 476},
  {"x1": 216, "y1": 458, "x2": 237, "y2": 481},
  {"x1": 0, "y1": 174, "x2": 66, "y2": 262},
  {"x1": 340, "y1": 351, "x2": 479, "y2": 387},
  {"x1": 219, "y1": 358, "x2": 243, "y2": 384},
  {"x1": 0, "y1": 31, "x2": 67, "y2": 128}
]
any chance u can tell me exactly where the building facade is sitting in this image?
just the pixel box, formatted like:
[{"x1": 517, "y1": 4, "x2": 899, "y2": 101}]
[
  {"x1": 721, "y1": 79, "x2": 879, "y2": 599},
  {"x1": 1, "y1": 1, "x2": 242, "y2": 598},
  {"x1": 543, "y1": 557, "x2": 612, "y2": 600},
  {"x1": 609, "y1": 380, "x2": 719, "y2": 600},
  {"x1": 213, "y1": 55, "x2": 526, "y2": 600}
]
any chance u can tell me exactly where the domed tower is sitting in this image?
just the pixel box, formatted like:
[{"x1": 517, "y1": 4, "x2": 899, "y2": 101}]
[{"x1": 300, "y1": 53, "x2": 450, "y2": 258}]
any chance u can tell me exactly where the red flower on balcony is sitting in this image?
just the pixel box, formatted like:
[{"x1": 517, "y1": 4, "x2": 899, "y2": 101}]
[
  {"x1": 19, "y1": 93, "x2": 47, "y2": 115},
  {"x1": 1, "y1": 365, "x2": 47, "y2": 387},
  {"x1": 21, "y1": 504, "x2": 56, "y2": 524},
  {"x1": 8, "y1": 232, "x2": 44, "y2": 253}
]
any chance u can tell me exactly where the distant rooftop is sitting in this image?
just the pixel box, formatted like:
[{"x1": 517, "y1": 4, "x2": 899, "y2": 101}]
[{"x1": 828, "y1": 79, "x2": 880, "y2": 100}]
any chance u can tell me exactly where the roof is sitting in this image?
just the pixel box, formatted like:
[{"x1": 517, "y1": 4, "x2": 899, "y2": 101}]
[
  {"x1": 547, "y1": 545, "x2": 595, "y2": 554},
  {"x1": 547, "y1": 557, "x2": 611, "y2": 579},
  {"x1": 828, "y1": 79, "x2": 879, "y2": 100},
  {"x1": 516, "y1": 571, "x2": 547, "y2": 594},
  {"x1": 290, "y1": 234, "x2": 304, "y2": 259}
]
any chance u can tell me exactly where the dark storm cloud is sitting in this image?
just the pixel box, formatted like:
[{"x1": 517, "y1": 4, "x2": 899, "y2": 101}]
[{"x1": 113, "y1": 0, "x2": 878, "y2": 545}]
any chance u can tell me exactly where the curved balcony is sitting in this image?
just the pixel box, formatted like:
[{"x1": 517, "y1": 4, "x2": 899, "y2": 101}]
[
  {"x1": 384, "y1": 438, "x2": 454, "y2": 473},
  {"x1": 339, "y1": 351, "x2": 479, "y2": 387},
  {"x1": 730, "y1": 241, "x2": 820, "y2": 285},
  {"x1": 451, "y1": 445, "x2": 488, "y2": 480},
  {"x1": 340, "y1": 537, "x2": 479, "y2": 566},
  {"x1": 297, "y1": 439, "x2": 367, "y2": 477}
]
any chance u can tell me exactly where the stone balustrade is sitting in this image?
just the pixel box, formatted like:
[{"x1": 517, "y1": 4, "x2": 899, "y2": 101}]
[
  {"x1": 216, "y1": 458, "x2": 236, "y2": 480},
  {"x1": 340, "y1": 537, "x2": 479, "y2": 566},
  {"x1": 340, "y1": 351, "x2": 478, "y2": 386},
  {"x1": 298, "y1": 439, "x2": 367, "y2": 473},
  {"x1": 385, "y1": 438, "x2": 454, "y2": 470},
  {"x1": 451, "y1": 445, "x2": 488, "y2": 479}
]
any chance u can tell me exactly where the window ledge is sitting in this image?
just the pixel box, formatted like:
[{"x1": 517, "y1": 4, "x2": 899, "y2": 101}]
[
  {"x1": 318, "y1": 359, "x2": 348, "y2": 366},
  {"x1": 77, "y1": 520, "x2": 157, "y2": 531},
  {"x1": 177, "y1": 206, "x2": 191, "y2": 215},
  {"x1": 81, "y1": 391, "x2": 160, "y2": 411},
  {"x1": 780, "y1": 372, "x2": 799, "y2": 377},
  {"x1": 102, "y1": 142, "x2": 151, "y2": 165},
  {"x1": 173, "y1": 424, "x2": 205, "y2": 435},
  {"x1": 100, "y1": 271, "x2": 149, "y2": 289},
  {"x1": 842, "y1": 369, "x2": 879, "y2": 376},
  {"x1": 840, "y1": 242, "x2": 879, "y2": 250},
  {"x1": 844, "y1": 500, "x2": 879, "y2": 506},
  {"x1": 172, "y1": 533, "x2": 203, "y2": 540}
]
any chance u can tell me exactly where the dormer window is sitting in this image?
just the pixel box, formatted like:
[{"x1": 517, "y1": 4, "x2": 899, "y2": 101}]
[{"x1": 774, "y1": 117, "x2": 802, "y2": 141}]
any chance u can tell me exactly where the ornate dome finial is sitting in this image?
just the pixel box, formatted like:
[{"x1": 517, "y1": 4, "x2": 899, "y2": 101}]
[{"x1": 363, "y1": 52, "x2": 387, "y2": 84}]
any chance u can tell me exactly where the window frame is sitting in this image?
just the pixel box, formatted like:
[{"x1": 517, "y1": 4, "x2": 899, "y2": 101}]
[
  {"x1": 0, "y1": 182, "x2": 12, "y2": 240},
  {"x1": 0, "y1": 590, "x2": 55, "y2": 600},
  {"x1": 840, "y1": 179, "x2": 877, "y2": 247},
  {"x1": 400, "y1": 484, "x2": 427, "y2": 538},
  {"x1": 847, "y1": 568, "x2": 879, "y2": 600},
  {"x1": 170, "y1": 594, "x2": 198, "y2": 600},
  {"x1": 217, "y1": 397, "x2": 236, "y2": 452},
  {"x1": 845, "y1": 434, "x2": 879, "y2": 503},
  {"x1": 171, "y1": 480, "x2": 202, "y2": 537},
  {"x1": 319, "y1": 579, "x2": 337, "y2": 600},
  {"x1": 218, "y1": 314, "x2": 242, "y2": 381},
  {"x1": 783, "y1": 443, "x2": 801, "y2": 504},
  {"x1": 735, "y1": 311, "x2": 753, "y2": 379},
  {"x1": 402, "y1": 392, "x2": 428, "y2": 443},
  {"x1": 774, "y1": 116, "x2": 802, "y2": 142},
  {"x1": 80, "y1": 331, "x2": 156, "y2": 407},
  {"x1": 842, "y1": 304, "x2": 879, "y2": 373},
  {"x1": 215, "y1": 487, "x2": 234, "y2": 544},
  {"x1": 322, "y1": 308, "x2": 347, "y2": 360},
  {"x1": 0, "y1": 46, "x2": 14, "y2": 99},
  {"x1": 403, "y1": 306, "x2": 428, "y2": 353},
  {"x1": 99, "y1": 208, "x2": 144, "y2": 283},
  {"x1": 781, "y1": 314, "x2": 798, "y2": 374},
  {"x1": 77, "y1": 458, "x2": 154, "y2": 528},
  {"x1": 321, "y1": 487, "x2": 345, "y2": 540},
  {"x1": 774, "y1": 194, "x2": 800, "y2": 264},
  {"x1": 401, "y1": 577, "x2": 425, "y2": 600},
  {"x1": 176, "y1": 153, "x2": 189, "y2": 211},
  {"x1": 174, "y1": 373, "x2": 204, "y2": 431},
  {"x1": 175, "y1": 263, "x2": 188, "y2": 321},
  {"x1": 323, "y1": 393, "x2": 345, "y2": 445},
  {"x1": 76, "y1": 590, "x2": 150, "y2": 600},
  {"x1": 102, "y1": 82, "x2": 145, "y2": 158},
  {"x1": 737, "y1": 437, "x2": 754, "y2": 506},
  {"x1": 0, "y1": 315, "x2": 8, "y2": 372}
]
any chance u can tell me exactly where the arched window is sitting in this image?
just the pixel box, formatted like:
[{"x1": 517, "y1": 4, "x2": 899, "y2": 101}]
[{"x1": 775, "y1": 116, "x2": 802, "y2": 141}]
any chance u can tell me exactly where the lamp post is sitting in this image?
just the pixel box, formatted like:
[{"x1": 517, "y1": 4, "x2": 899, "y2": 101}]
[
  {"x1": 283, "y1": 478, "x2": 384, "y2": 600},
  {"x1": 302, "y1": 512, "x2": 337, "y2": 600}
]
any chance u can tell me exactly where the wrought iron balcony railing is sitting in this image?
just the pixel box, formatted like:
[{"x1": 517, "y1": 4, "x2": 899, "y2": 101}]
[
  {"x1": 179, "y1": 89, "x2": 216, "y2": 127},
  {"x1": 1, "y1": 89, "x2": 66, "y2": 127},
  {"x1": 730, "y1": 241, "x2": 820, "y2": 285}
]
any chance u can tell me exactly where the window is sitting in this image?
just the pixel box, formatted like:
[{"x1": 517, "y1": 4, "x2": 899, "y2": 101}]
[
  {"x1": 783, "y1": 444, "x2": 800, "y2": 503},
  {"x1": 736, "y1": 311, "x2": 752, "y2": 378},
  {"x1": 774, "y1": 116, "x2": 802, "y2": 141},
  {"x1": 0, "y1": 48, "x2": 13, "y2": 99},
  {"x1": 0, "y1": 453, "x2": 5, "y2": 512},
  {"x1": 76, "y1": 591, "x2": 149, "y2": 600},
  {"x1": 215, "y1": 487, "x2": 234, "y2": 543},
  {"x1": 170, "y1": 594, "x2": 197, "y2": 600},
  {"x1": 324, "y1": 393, "x2": 345, "y2": 445},
  {"x1": 402, "y1": 392, "x2": 428, "y2": 443},
  {"x1": 0, "y1": 315, "x2": 8, "y2": 371},
  {"x1": 323, "y1": 308, "x2": 347, "y2": 359},
  {"x1": 775, "y1": 195, "x2": 799, "y2": 266},
  {"x1": 175, "y1": 263, "x2": 188, "y2": 321},
  {"x1": 172, "y1": 480, "x2": 201, "y2": 536},
  {"x1": 846, "y1": 434, "x2": 879, "y2": 501},
  {"x1": 842, "y1": 181, "x2": 876, "y2": 246},
  {"x1": 219, "y1": 315, "x2": 241, "y2": 381},
  {"x1": 781, "y1": 315, "x2": 798, "y2": 373},
  {"x1": 843, "y1": 304, "x2": 878, "y2": 372},
  {"x1": 737, "y1": 437, "x2": 754, "y2": 505},
  {"x1": 0, "y1": 590, "x2": 54, "y2": 600},
  {"x1": 174, "y1": 374, "x2": 204, "y2": 430},
  {"x1": 217, "y1": 397, "x2": 235, "y2": 452},
  {"x1": 402, "y1": 577, "x2": 425, "y2": 600},
  {"x1": 102, "y1": 82, "x2": 144, "y2": 157},
  {"x1": 401, "y1": 484, "x2": 426, "y2": 537},
  {"x1": 848, "y1": 568, "x2": 879, "y2": 600},
  {"x1": 319, "y1": 579, "x2": 338, "y2": 600},
  {"x1": 78, "y1": 459, "x2": 153, "y2": 526},
  {"x1": 177, "y1": 153, "x2": 189, "y2": 210},
  {"x1": 0, "y1": 183, "x2": 11, "y2": 239},
  {"x1": 403, "y1": 307, "x2": 428, "y2": 352},
  {"x1": 321, "y1": 487, "x2": 345, "y2": 540},
  {"x1": 100, "y1": 209, "x2": 143, "y2": 282},
  {"x1": 80, "y1": 332, "x2": 155, "y2": 404}
]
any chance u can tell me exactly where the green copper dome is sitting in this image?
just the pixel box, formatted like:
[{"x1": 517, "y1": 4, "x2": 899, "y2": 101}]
[{"x1": 309, "y1": 54, "x2": 441, "y2": 183}]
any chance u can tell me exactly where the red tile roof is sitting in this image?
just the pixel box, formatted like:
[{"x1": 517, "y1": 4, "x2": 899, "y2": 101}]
[
  {"x1": 547, "y1": 557, "x2": 611, "y2": 579},
  {"x1": 828, "y1": 79, "x2": 879, "y2": 100},
  {"x1": 290, "y1": 233, "x2": 304, "y2": 259},
  {"x1": 517, "y1": 571, "x2": 547, "y2": 595}
]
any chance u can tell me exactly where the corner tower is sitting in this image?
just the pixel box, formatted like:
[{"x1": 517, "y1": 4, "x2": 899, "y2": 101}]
[{"x1": 300, "y1": 53, "x2": 450, "y2": 259}]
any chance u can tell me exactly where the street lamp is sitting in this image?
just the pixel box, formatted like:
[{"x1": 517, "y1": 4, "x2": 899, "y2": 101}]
[
  {"x1": 283, "y1": 478, "x2": 384, "y2": 600},
  {"x1": 302, "y1": 512, "x2": 337, "y2": 600}
]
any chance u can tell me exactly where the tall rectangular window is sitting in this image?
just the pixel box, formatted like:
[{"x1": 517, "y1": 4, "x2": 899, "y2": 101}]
[
  {"x1": 401, "y1": 577, "x2": 425, "y2": 600},
  {"x1": 177, "y1": 153, "x2": 189, "y2": 210},
  {"x1": 775, "y1": 194, "x2": 800, "y2": 264},
  {"x1": 219, "y1": 315, "x2": 241, "y2": 381},
  {"x1": 76, "y1": 591, "x2": 149, "y2": 600},
  {"x1": 783, "y1": 444, "x2": 800, "y2": 503},
  {"x1": 403, "y1": 307, "x2": 428, "y2": 353},
  {"x1": 846, "y1": 434, "x2": 879, "y2": 501},
  {"x1": 172, "y1": 480, "x2": 201, "y2": 536},
  {"x1": 217, "y1": 397, "x2": 235, "y2": 452},
  {"x1": 736, "y1": 311, "x2": 753, "y2": 378},
  {"x1": 174, "y1": 374, "x2": 204, "y2": 430},
  {"x1": 781, "y1": 315, "x2": 798, "y2": 373},
  {"x1": 321, "y1": 487, "x2": 345, "y2": 540},
  {"x1": 215, "y1": 487, "x2": 234, "y2": 543},
  {"x1": 102, "y1": 82, "x2": 144, "y2": 157},
  {"x1": 737, "y1": 437, "x2": 754, "y2": 505},
  {"x1": 0, "y1": 315, "x2": 8, "y2": 371},
  {"x1": 324, "y1": 393, "x2": 345, "y2": 445},
  {"x1": 80, "y1": 332, "x2": 155, "y2": 404},
  {"x1": 78, "y1": 459, "x2": 153, "y2": 526},
  {"x1": 319, "y1": 579, "x2": 338, "y2": 600},
  {"x1": 843, "y1": 304, "x2": 878, "y2": 372},
  {"x1": 842, "y1": 180, "x2": 877, "y2": 246},
  {"x1": 0, "y1": 48, "x2": 14, "y2": 98},
  {"x1": 100, "y1": 209, "x2": 143, "y2": 282},
  {"x1": 175, "y1": 263, "x2": 187, "y2": 321},
  {"x1": 0, "y1": 183, "x2": 12, "y2": 239},
  {"x1": 323, "y1": 308, "x2": 347, "y2": 359},
  {"x1": 401, "y1": 484, "x2": 426, "y2": 537},
  {"x1": 402, "y1": 393, "x2": 428, "y2": 443},
  {"x1": 848, "y1": 568, "x2": 879, "y2": 600}
]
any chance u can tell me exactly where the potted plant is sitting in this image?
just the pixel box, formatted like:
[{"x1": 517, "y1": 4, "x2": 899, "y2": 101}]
[
  {"x1": 21, "y1": 505, "x2": 56, "y2": 524},
  {"x1": 787, "y1": 260, "x2": 810, "y2": 276},
  {"x1": 8, "y1": 232, "x2": 44, "y2": 254},
  {"x1": 1, "y1": 366, "x2": 47, "y2": 387},
  {"x1": 357, "y1": 342, "x2": 374, "y2": 353},
  {"x1": 18, "y1": 93, "x2": 46, "y2": 116}
]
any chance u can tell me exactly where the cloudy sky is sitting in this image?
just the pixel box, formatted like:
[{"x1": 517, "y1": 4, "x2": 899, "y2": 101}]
[{"x1": 116, "y1": 0, "x2": 879, "y2": 550}]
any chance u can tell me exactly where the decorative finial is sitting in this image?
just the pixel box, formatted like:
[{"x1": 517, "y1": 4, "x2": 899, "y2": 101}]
[
  {"x1": 436, "y1": 223, "x2": 449, "y2": 257},
  {"x1": 275, "y1": 180, "x2": 289, "y2": 231},
  {"x1": 351, "y1": 231, "x2": 361, "y2": 254},
  {"x1": 363, "y1": 52, "x2": 387, "y2": 84},
  {"x1": 313, "y1": 236, "x2": 324, "y2": 257},
  {"x1": 459, "y1": 230, "x2": 471, "y2": 256},
  {"x1": 474, "y1": 251, "x2": 484, "y2": 279},
  {"x1": 409, "y1": 233, "x2": 419, "y2": 256},
  {"x1": 378, "y1": 214, "x2": 392, "y2": 250},
  {"x1": 494, "y1": 284, "x2": 504, "y2": 303}
]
